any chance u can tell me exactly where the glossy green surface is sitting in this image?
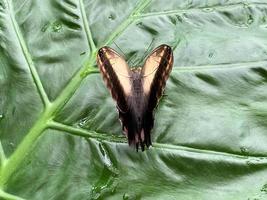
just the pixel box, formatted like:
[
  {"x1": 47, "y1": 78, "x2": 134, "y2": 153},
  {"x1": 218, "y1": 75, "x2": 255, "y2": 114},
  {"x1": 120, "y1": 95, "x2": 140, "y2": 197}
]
[{"x1": 0, "y1": 0, "x2": 267, "y2": 199}]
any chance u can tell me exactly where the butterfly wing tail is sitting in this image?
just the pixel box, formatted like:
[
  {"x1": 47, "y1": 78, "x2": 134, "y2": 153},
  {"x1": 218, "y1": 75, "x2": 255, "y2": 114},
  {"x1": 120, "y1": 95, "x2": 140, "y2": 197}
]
[
  {"x1": 119, "y1": 109, "x2": 152, "y2": 152},
  {"x1": 143, "y1": 111, "x2": 153, "y2": 148}
]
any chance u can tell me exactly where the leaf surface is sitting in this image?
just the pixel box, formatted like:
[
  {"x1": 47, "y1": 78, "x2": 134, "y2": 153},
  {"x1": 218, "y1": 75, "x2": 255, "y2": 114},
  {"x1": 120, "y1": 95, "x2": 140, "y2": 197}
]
[{"x1": 1, "y1": 0, "x2": 267, "y2": 199}]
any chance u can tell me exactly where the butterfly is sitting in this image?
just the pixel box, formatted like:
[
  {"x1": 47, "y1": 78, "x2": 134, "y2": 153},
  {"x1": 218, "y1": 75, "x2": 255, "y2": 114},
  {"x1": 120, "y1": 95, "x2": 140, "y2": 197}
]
[{"x1": 97, "y1": 44, "x2": 173, "y2": 151}]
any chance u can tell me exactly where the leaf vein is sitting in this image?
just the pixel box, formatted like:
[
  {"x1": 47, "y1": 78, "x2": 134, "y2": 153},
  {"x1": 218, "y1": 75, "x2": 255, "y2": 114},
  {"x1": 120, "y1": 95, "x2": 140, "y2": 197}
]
[
  {"x1": 102, "y1": 0, "x2": 152, "y2": 46},
  {"x1": 0, "y1": 189, "x2": 26, "y2": 200},
  {"x1": 49, "y1": 122, "x2": 267, "y2": 160},
  {"x1": 173, "y1": 60, "x2": 267, "y2": 72},
  {"x1": 0, "y1": 141, "x2": 6, "y2": 168},
  {"x1": 4, "y1": 0, "x2": 50, "y2": 107},
  {"x1": 138, "y1": 2, "x2": 267, "y2": 18},
  {"x1": 78, "y1": 0, "x2": 96, "y2": 52}
]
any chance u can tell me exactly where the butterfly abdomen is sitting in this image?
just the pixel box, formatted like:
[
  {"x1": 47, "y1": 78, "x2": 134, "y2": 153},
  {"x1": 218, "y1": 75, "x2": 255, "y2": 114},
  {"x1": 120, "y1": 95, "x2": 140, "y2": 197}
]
[
  {"x1": 125, "y1": 72, "x2": 149, "y2": 151},
  {"x1": 131, "y1": 72, "x2": 144, "y2": 114}
]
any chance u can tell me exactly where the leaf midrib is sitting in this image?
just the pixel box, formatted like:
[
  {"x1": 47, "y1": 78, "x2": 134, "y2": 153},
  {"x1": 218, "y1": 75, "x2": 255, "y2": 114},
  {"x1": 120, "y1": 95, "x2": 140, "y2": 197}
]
[
  {"x1": 49, "y1": 120, "x2": 267, "y2": 160},
  {"x1": 0, "y1": 0, "x2": 152, "y2": 189}
]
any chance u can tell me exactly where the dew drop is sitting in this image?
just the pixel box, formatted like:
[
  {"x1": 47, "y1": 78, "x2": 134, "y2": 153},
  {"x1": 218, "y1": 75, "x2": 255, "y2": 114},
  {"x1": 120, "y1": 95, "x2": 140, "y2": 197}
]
[
  {"x1": 0, "y1": 1, "x2": 6, "y2": 9},
  {"x1": 262, "y1": 16, "x2": 266, "y2": 24},
  {"x1": 243, "y1": 2, "x2": 250, "y2": 9},
  {"x1": 187, "y1": 0, "x2": 193, "y2": 6},
  {"x1": 136, "y1": 22, "x2": 143, "y2": 26},
  {"x1": 94, "y1": 194, "x2": 100, "y2": 200},
  {"x1": 261, "y1": 184, "x2": 267, "y2": 193},
  {"x1": 0, "y1": 114, "x2": 4, "y2": 120},
  {"x1": 202, "y1": 7, "x2": 214, "y2": 12},
  {"x1": 52, "y1": 21, "x2": 62, "y2": 32},
  {"x1": 73, "y1": 15, "x2": 79, "y2": 20},
  {"x1": 240, "y1": 146, "x2": 249, "y2": 155},
  {"x1": 41, "y1": 23, "x2": 50, "y2": 32},
  {"x1": 12, "y1": 107, "x2": 16, "y2": 115},
  {"x1": 91, "y1": 189, "x2": 100, "y2": 200},
  {"x1": 111, "y1": 186, "x2": 117, "y2": 194},
  {"x1": 108, "y1": 13, "x2": 116, "y2": 20},
  {"x1": 123, "y1": 193, "x2": 130, "y2": 200},
  {"x1": 99, "y1": 143, "x2": 106, "y2": 157},
  {"x1": 247, "y1": 15, "x2": 254, "y2": 25},
  {"x1": 246, "y1": 160, "x2": 252, "y2": 165},
  {"x1": 78, "y1": 118, "x2": 88, "y2": 127},
  {"x1": 208, "y1": 51, "x2": 215, "y2": 58},
  {"x1": 176, "y1": 15, "x2": 183, "y2": 22}
]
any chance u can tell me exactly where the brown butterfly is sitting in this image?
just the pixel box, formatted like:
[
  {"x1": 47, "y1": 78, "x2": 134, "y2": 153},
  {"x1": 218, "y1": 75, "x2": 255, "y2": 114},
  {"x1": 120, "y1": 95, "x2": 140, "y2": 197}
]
[{"x1": 97, "y1": 44, "x2": 173, "y2": 151}]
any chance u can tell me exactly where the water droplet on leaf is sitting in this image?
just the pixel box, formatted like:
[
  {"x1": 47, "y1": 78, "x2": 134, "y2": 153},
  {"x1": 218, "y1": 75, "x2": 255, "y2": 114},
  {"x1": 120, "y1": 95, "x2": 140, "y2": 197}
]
[
  {"x1": 243, "y1": 2, "x2": 250, "y2": 9},
  {"x1": 246, "y1": 160, "x2": 252, "y2": 165},
  {"x1": 91, "y1": 186, "x2": 100, "y2": 200},
  {"x1": 108, "y1": 13, "x2": 116, "y2": 20},
  {"x1": 111, "y1": 186, "x2": 117, "y2": 194},
  {"x1": 262, "y1": 16, "x2": 266, "y2": 24},
  {"x1": 123, "y1": 193, "x2": 130, "y2": 200},
  {"x1": 240, "y1": 146, "x2": 249, "y2": 155},
  {"x1": 0, "y1": 1, "x2": 6, "y2": 9},
  {"x1": 208, "y1": 51, "x2": 215, "y2": 58},
  {"x1": 247, "y1": 15, "x2": 254, "y2": 25},
  {"x1": 176, "y1": 15, "x2": 183, "y2": 22},
  {"x1": 261, "y1": 184, "x2": 267, "y2": 193},
  {"x1": 73, "y1": 15, "x2": 79, "y2": 20},
  {"x1": 78, "y1": 117, "x2": 88, "y2": 127},
  {"x1": 99, "y1": 143, "x2": 106, "y2": 157},
  {"x1": 41, "y1": 23, "x2": 50, "y2": 32},
  {"x1": 202, "y1": 7, "x2": 214, "y2": 12},
  {"x1": 52, "y1": 21, "x2": 62, "y2": 32}
]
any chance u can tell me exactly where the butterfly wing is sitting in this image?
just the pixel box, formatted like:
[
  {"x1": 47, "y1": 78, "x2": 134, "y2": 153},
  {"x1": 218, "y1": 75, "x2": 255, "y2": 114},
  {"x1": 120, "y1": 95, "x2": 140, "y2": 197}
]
[
  {"x1": 97, "y1": 46, "x2": 132, "y2": 113},
  {"x1": 140, "y1": 44, "x2": 174, "y2": 148},
  {"x1": 97, "y1": 47, "x2": 139, "y2": 147}
]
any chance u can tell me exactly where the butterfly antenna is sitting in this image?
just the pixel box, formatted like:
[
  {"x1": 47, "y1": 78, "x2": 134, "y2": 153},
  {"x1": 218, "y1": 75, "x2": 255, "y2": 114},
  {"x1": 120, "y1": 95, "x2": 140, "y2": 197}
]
[
  {"x1": 143, "y1": 38, "x2": 155, "y2": 60},
  {"x1": 114, "y1": 42, "x2": 138, "y2": 69},
  {"x1": 171, "y1": 17, "x2": 185, "y2": 51},
  {"x1": 137, "y1": 38, "x2": 155, "y2": 66},
  {"x1": 114, "y1": 42, "x2": 127, "y2": 58}
]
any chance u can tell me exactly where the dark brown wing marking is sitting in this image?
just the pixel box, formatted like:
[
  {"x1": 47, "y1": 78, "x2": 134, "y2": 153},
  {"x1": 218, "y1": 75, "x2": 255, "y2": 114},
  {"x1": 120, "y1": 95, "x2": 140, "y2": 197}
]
[
  {"x1": 97, "y1": 47, "x2": 132, "y2": 113},
  {"x1": 142, "y1": 44, "x2": 173, "y2": 107},
  {"x1": 141, "y1": 44, "x2": 173, "y2": 148}
]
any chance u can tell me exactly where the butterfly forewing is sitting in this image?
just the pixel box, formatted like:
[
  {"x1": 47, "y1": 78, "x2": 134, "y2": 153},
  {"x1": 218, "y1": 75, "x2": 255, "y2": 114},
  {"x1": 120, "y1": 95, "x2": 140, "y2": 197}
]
[
  {"x1": 97, "y1": 47, "x2": 132, "y2": 112},
  {"x1": 142, "y1": 44, "x2": 173, "y2": 108}
]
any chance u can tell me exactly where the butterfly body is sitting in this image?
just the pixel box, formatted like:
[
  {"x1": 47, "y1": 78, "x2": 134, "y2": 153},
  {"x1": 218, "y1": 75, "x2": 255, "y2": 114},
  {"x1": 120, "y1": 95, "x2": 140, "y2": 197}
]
[
  {"x1": 130, "y1": 68, "x2": 145, "y2": 117},
  {"x1": 97, "y1": 45, "x2": 173, "y2": 151}
]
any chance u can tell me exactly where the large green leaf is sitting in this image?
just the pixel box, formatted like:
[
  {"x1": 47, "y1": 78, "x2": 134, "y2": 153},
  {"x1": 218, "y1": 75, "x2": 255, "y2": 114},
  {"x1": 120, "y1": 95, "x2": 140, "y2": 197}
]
[{"x1": 1, "y1": 0, "x2": 267, "y2": 199}]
